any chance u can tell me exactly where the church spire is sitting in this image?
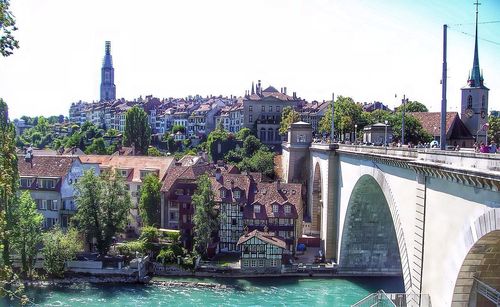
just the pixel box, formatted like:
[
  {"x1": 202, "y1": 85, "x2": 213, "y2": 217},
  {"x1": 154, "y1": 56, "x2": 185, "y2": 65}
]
[{"x1": 469, "y1": 1, "x2": 483, "y2": 87}]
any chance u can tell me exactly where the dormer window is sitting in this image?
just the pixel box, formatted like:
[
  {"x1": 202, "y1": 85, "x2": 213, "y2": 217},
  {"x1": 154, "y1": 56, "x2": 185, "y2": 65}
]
[
  {"x1": 272, "y1": 204, "x2": 279, "y2": 213},
  {"x1": 120, "y1": 170, "x2": 128, "y2": 177},
  {"x1": 220, "y1": 189, "x2": 226, "y2": 198},
  {"x1": 285, "y1": 205, "x2": 291, "y2": 214},
  {"x1": 254, "y1": 204, "x2": 261, "y2": 213},
  {"x1": 234, "y1": 190, "x2": 241, "y2": 199}
]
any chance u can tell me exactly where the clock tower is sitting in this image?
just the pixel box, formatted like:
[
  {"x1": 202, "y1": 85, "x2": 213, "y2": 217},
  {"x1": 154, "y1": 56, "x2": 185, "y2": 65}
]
[
  {"x1": 461, "y1": 2, "x2": 489, "y2": 140},
  {"x1": 100, "y1": 41, "x2": 116, "y2": 101}
]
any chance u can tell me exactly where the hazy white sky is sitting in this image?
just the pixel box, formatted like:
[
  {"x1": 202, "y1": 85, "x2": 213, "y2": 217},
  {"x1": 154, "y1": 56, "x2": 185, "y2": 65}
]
[{"x1": 1, "y1": 0, "x2": 499, "y2": 119}]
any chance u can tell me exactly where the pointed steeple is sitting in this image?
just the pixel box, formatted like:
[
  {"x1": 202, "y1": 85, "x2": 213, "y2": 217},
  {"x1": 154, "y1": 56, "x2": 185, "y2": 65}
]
[
  {"x1": 100, "y1": 41, "x2": 116, "y2": 101},
  {"x1": 469, "y1": 1, "x2": 483, "y2": 87}
]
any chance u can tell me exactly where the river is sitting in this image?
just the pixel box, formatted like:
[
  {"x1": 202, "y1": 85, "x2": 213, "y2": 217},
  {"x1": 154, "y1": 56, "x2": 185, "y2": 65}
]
[{"x1": 9, "y1": 276, "x2": 404, "y2": 306}]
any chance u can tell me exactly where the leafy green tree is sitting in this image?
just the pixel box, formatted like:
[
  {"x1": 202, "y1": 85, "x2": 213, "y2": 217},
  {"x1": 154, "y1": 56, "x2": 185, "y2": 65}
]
[
  {"x1": 279, "y1": 106, "x2": 301, "y2": 135},
  {"x1": 319, "y1": 96, "x2": 363, "y2": 139},
  {"x1": 0, "y1": 0, "x2": 19, "y2": 57},
  {"x1": 235, "y1": 128, "x2": 252, "y2": 141},
  {"x1": 105, "y1": 128, "x2": 119, "y2": 137},
  {"x1": 488, "y1": 115, "x2": 500, "y2": 144},
  {"x1": 84, "y1": 137, "x2": 107, "y2": 155},
  {"x1": 247, "y1": 150, "x2": 275, "y2": 177},
  {"x1": 123, "y1": 106, "x2": 151, "y2": 155},
  {"x1": 388, "y1": 113, "x2": 432, "y2": 144},
  {"x1": 192, "y1": 175, "x2": 219, "y2": 258},
  {"x1": 396, "y1": 100, "x2": 429, "y2": 113},
  {"x1": 171, "y1": 125, "x2": 186, "y2": 134},
  {"x1": 206, "y1": 125, "x2": 235, "y2": 161},
  {"x1": 243, "y1": 135, "x2": 262, "y2": 156},
  {"x1": 11, "y1": 191, "x2": 43, "y2": 278},
  {"x1": 0, "y1": 99, "x2": 18, "y2": 266},
  {"x1": 73, "y1": 170, "x2": 131, "y2": 255},
  {"x1": 147, "y1": 147, "x2": 163, "y2": 156},
  {"x1": 42, "y1": 227, "x2": 81, "y2": 277},
  {"x1": 139, "y1": 174, "x2": 161, "y2": 227}
]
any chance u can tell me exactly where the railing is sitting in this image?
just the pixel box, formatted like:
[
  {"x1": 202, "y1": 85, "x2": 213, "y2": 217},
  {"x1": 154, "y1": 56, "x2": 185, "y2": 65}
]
[
  {"x1": 474, "y1": 277, "x2": 500, "y2": 306},
  {"x1": 352, "y1": 291, "x2": 431, "y2": 307}
]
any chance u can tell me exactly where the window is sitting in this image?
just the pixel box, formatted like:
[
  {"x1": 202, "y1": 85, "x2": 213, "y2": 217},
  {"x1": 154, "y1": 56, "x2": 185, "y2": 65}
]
[
  {"x1": 120, "y1": 170, "x2": 128, "y2": 177},
  {"x1": 268, "y1": 129, "x2": 274, "y2": 141},
  {"x1": 271, "y1": 259, "x2": 277, "y2": 267},
  {"x1": 40, "y1": 179, "x2": 55, "y2": 189},
  {"x1": 251, "y1": 260, "x2": 257, "y2": 267},
  {"x1": 249, "y1": 106, "x2": 253, "y2": 112},
  {"x1": 272, "y1": 204, "x2": 279, "y2": 213},
  {"x1": 40, "y1": 200, "x2": 48, "y2": 210},
  {"x1": 234, "y1": 190, "x2": 241, "y2": 199},
  {"x1": 254, "y1": 205, "x2": 261, "y2": 213},
  {"x1": 249, "y1": 115, "x2": 253, "y2": 123},
  {"x1": 467, "y1": 95, "x2": 473, "y2": 109},
  {"x1": 276, "y1": 106, "x2": 280, "y2": 113},
  {"x1": 258, "y1": 259, "x2": 264, "y2": 267},
  {"x1": 220, "y1": 189, "x2": 226, "y2": 198},
  {"x1": 269, "y1": 106, "x2": 273, "y2": 112},
  {"x1": 285, "y1": 205, "x2": 291, "y2": 214},
  {"x1": 20, "y1": 178, "x2": 32, "y2": 187},
  {"x1": 243, "y1": 260, "x2": 249, "y2": 267},
  {"x1": 231, "y1": 218, "x2": 237, "y2": 226},
  {"x1": 261, "y1": 106, "x2": 265, "y2": 112}
]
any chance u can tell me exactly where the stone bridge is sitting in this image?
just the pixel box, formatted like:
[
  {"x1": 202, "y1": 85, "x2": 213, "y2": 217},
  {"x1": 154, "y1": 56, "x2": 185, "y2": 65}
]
[{"x1": 282, "y1": 122, "x2": 500, "y2": 306}]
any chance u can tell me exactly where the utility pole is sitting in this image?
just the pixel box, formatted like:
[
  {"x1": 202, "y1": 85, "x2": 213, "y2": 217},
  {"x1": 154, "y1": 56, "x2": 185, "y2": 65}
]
[
  {"x1": 331, "y1": 93, "x2": 335, "y2": 143},
  {"x1": 440, "y1": 24, "x2": 448, "y2": 150},
  {"x1": 401, "y1": 95, "x2": 406, "y2": 146}
]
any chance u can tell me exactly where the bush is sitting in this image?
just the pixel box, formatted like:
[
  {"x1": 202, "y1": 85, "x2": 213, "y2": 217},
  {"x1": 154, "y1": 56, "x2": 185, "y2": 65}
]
[
  {"x1": 157, "y1": 249, "x2": 176, "y2": 265},
  {"x1": 140, "y1": 226, "x2": 159, "y2": 243},
  {"x1": 117, "y1": 240, "x2": 146, "y2": 257}
]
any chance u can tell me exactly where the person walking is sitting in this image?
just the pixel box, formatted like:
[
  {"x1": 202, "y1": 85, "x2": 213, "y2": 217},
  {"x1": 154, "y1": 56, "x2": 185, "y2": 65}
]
[{"x1": 490, "y1": 141, "x2": 497, "y2": 154}]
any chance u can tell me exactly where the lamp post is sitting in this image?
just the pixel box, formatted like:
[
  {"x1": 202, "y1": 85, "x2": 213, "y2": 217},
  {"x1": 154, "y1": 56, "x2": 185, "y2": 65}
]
[
  {"x1": 384, "y1": 120, "x2": 388, "y2": 146},
  {"x1": 433, "y1": 127, "x2": 437, "y2": 141},
  {"x1": 354, "y1": 124, "x2": 358, "y2": 144}
]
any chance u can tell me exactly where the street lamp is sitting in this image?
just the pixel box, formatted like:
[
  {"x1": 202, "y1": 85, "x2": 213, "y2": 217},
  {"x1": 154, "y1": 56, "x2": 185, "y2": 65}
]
[
  {"x1": 354, "y1": 124, "x2": 358, "y2": 144},
  {"x1": 384, "y1": 120, "x2": 388, "y2": 146},
  {"x1": 433, "y1": 126, "x2": 437, "y2": 141}
]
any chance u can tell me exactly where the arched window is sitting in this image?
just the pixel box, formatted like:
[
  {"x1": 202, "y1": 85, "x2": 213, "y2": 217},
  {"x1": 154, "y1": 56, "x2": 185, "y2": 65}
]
[
  {"x1": 260, "y1": 128, "x2": 266, "y2": 141},
  {"x1": 481, "y1": 95, "x2": 486, "y2": 109},
  {"x1": 467, "y1": 95, "x2": 473, "y2": 109},
  {"x1": 268, "y1": 128, "x2": 274, "y2": 141}
]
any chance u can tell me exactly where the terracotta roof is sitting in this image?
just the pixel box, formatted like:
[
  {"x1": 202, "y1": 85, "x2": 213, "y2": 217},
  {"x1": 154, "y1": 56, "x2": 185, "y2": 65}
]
[
  {"x1": 160, "y1": 163, "x2": 213, "y2": 192},
  {"x1": 18, "y1": 155, "x2": 75, "y2": 178},
  {"x1": 245, "y1": 182, "x2": 302, "y2": 219},
  {"x1": 210, "y1": 173, "x2": 252, "y2": 203},
  {"x1": 81, "y1": 155, "x2": 175, "y2": 183},
  {"x1": 409, "y1": 112, "x2": 472, "y2": 138},
  {"x1": 237, "y1": 230, "x2": 286, "y2": 249}
]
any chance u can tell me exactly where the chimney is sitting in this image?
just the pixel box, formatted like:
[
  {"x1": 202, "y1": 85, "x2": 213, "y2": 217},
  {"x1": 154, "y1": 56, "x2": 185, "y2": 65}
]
[
  {"x1": 283, "y1": 87, "x2": 287, "y2": 95},
  {"x1": 293, "y1": 92, "x2": 296, "y2": 99},
  {"x1": 258, "y1": 80, "x2": 262, "y2": 95}
]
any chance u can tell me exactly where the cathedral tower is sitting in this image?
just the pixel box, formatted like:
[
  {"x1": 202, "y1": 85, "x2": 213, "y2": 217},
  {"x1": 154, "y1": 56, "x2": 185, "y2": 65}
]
[
  {"x1": 461, "y1": 2, "x2": 489, "y2": 140},
  {"x1": 100, "y1": 41, "x2": 116, "y2": 101}
]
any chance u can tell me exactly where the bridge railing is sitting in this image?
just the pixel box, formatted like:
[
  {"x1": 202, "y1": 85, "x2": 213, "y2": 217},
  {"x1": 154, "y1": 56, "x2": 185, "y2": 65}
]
[
  {"x1": 351, "y1": 291, "x2": 431, "y2": 307},
  {"x1": 474, "y1": 277, "x2": 500, "y2": 306}
]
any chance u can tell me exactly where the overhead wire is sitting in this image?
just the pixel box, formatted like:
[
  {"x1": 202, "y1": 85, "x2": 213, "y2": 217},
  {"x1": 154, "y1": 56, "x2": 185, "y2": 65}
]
[{"x1": 447, "y1": 22, "x2": 500, "y2": 46}]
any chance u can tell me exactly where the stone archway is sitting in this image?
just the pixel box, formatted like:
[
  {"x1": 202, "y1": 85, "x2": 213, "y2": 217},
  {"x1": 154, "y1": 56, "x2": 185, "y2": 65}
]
[
  {"x1": 451, "y1": 210, "x2": 500, "y2": 307},
  {"x1": 339, "y1": 173, "x2": 411, "y2": 293}
]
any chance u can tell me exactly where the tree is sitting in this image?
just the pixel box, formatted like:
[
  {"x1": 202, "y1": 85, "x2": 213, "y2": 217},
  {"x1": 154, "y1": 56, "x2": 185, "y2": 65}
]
[
  {"x1": 396, "y1": 100, "x2": 428, "y2": 113},
  {"x1": 235, "y1": 128, "x2": 252, "y2": 141},
  {"x1": 84, "y1": 137, "x2": 107, "y2": 155},
  {"x1": 388, "y1": 113, "x2": 432, "y2": 144},
  {"x1": 319, "y1": 96, "x2": 363, "y2": 139},
  {"x1": 0, "y1": 0, "x2": 19, "y2": 57},
  {"x1": 192, "y1": 175, "x2": 219, "y2": 258},
  {"x1": 11, "y1": 191, "x2": 43, "y2": 278},
  {"x1": 488, "y1": 115, "x2": 500, "y2": 144},
  {"x1": 139, "y1": 174, "x2": 161, "y2": 227},
  {"x1": 279, "y1": 106, "x2": 301, "y2": 135},
  {"x1": 171, "y1": 125, "x2": 186, "y2": 134},
  {"x1": 73, "y1": 170, "x2": 131, "y2": 255},
  {"x1": 42, "y1": 227, "x2": 81, "y2": 277},
  {"x1": 0, "y1": 99, "x2": 18, "y2": 266},
  {"x1": 243, "y1": 135, "x2": 262, "y2": 156},
  {"x1": 247, "y1": 149, "x2": 275, "y2": 177},
  {"x1": 123, "y1": 106, "x2": 151, "y2": 154},
  {"x1": 147, "y1": 147, "x2": 163, "y2": 157}
]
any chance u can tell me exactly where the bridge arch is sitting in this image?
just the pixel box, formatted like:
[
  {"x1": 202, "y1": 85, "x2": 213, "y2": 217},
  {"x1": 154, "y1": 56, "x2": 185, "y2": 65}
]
[
  {"x1": 451, "y1": 209, "x2": 500, "y2": 306},
  {"x1": 310, "y1": 162, "x2": 322, "y2": 235},
  {"x1": 339, "y1": 172, "x2": 412, "y2": 293}
]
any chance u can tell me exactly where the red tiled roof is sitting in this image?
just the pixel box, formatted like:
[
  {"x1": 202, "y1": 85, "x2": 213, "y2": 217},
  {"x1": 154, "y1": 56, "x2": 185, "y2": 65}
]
[
  {"x1": 160, "y1": 163, "x2": 213, "y2": 192},
  {"x1": 409, "y1": 112, "x2": 459, "y2": 137},
  {"x1": 237, "y1": 230, "x2": 286, "y2": 249},
  {"x1": 245, "y1": 182, "x2": 302, "y2": 219},
  {"x1": 18, "y1": 155, "x2": 75, "y2": 178}
]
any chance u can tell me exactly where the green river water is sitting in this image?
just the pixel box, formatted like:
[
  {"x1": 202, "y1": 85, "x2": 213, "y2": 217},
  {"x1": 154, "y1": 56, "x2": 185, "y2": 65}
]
[{"x1": 8, "y1": 276, "x2": 404, "y2": 307}]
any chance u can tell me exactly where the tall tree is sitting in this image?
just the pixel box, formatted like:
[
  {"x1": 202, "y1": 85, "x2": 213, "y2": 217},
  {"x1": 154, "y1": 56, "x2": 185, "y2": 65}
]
[
  {"x1": 192, "y1": 175, "x2": 219, "y2": 258},
  {"x1": 235, "y1": 127, "x2": 252, "y2": 141},
  {"x1": 0, "y1": 99, "x2": 18, "y2": 266},
  {"x1": 139, "y1": 174, "x2": 161, "y2": 227},
  {"x1": 279, "y1": 106, "x2": 301, "y2": 135},
  {"x1": 42, "y1": 227, "x2": 81, "y2": 277},
  {"x1": 319, "y1": 96, "x2": 363, "y2": 139},
  {"x1": 73, "y1": 170, "x2": 131, "y2": 255},
  {"x1": 0, "y1": 0, "x2": 19, "y2": 57},
  {"x1": 123, "y1": 106, "x2": 151, "y2": 154},
  {"x1": 488, "y1": 115, "x2": 500, "y2": 144},
  {"x1": 11, "y1": 191, "x2": 43, "y2": 278},
  {"x1": 396, "y1": 100, "x2": 429, "y2": 113}
]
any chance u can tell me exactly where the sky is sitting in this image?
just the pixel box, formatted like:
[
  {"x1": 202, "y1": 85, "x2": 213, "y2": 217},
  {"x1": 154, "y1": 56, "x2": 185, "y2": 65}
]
[{"x1": 1, "y1": 0, "x2": 499, "y2": 119}]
